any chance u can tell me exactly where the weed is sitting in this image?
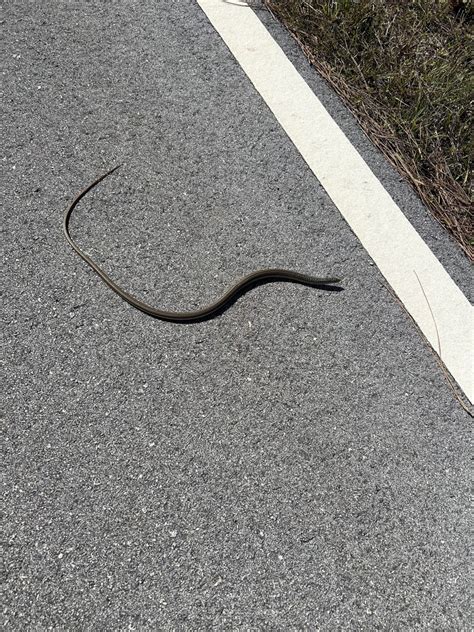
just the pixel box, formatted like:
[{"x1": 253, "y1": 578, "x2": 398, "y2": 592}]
[{"x1": 263, "y1": 0, "x2": 473, "y2": 258}]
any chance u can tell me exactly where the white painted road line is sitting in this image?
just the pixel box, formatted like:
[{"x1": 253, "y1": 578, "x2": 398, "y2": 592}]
[{"x1": 197, "y1": 0, "x2": 473, "y2": 404}]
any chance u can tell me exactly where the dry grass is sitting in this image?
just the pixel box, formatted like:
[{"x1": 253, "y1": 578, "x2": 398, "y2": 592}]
[{"x1": 262, "y1": 0, "x2": 474, "y2": 259}]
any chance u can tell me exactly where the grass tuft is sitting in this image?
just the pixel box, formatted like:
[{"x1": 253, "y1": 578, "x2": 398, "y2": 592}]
[{"x1": 263, "y1": 0, "x2": 474, "y2": 259}]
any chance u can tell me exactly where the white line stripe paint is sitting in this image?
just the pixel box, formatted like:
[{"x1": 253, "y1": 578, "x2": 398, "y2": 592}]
[{"x1": 197, "y1": 0, "x2": 474, "y2": 403}]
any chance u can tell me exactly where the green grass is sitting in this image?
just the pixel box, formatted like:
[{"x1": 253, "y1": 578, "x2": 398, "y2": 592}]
[{"x1": 263, "y1": 0, "x2": 473, "y2": 258}]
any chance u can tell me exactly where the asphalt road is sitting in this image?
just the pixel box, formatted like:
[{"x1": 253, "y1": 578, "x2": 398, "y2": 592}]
[{"x1": 3, "y1": 1, "x2": 471, "y2": 629}]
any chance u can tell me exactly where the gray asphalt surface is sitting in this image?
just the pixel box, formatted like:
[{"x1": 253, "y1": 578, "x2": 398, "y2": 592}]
[{"x1": 2, "y1": 1, "x2": 471, "y2": 629}]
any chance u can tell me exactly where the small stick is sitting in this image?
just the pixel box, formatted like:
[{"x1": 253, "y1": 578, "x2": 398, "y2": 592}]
[{"x1": 413, "y1": 270, "x2": 473, "y2": 418}]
